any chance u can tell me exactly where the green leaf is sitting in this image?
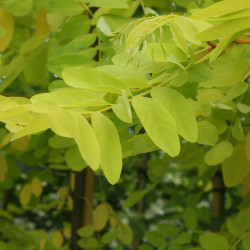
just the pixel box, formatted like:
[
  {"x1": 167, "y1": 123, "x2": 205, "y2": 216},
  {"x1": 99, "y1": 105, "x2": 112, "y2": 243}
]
[
  {"x1": 48, "y1": 135, "x2": 75, "y2": 149},
  {"x1": 132, "y1": 97, "x2": 180, "y2": 157},
  {"x1": 243, "y1": 233, "x2": 250, "y2": 249},
  {"x1": 31, "y1": 89, "x2": 108, "y2": 108},
  {"x1": 50, "y1": 0, "x2": 83, "y2": 16},
  {"x1": 47, "y1": 55, "x2": 96, "y2": 77},
  {"x1": 65, "y1": 147, "x2": 86, "y2": 172},
  {"x1": 145, "y1": 231, "x2": 166, "y2": 248},
  {"x1": 211, "y1": 103, "x2": 236, "y2": 120},
  {"x1": 5, "y1": 0, "x2": 32, "y2": 16},
  {"x1": 0, "y1": 10, "x2": 14, "y2": 52},
  {"x1": 222, "y1": 144, "x2": 250, "y2": 187},
  {"x1": 173, "y1": 16, "x2": 212, "y2": 45},
  {"x1": 170, "y1": 67, "x2": 188, "y2": 87},
  {"x1": 53, "y1": 34, "x2": 97, "y2": 57},
  {"x1": 145, "y1": 43, "x2": 187, "y2": 63},
  {"x1": 196, "y1": 16, "x2": 250, "y2": 41},
  {"x1": 31, "y1": 178, "x2": 42, "y2": 197},
  {"x1": 62, "y1": 67, "x2": 128, "y2": 94},
  {"x1": 123, "y1": 183, "x2": 156, "y2": 209},
  {"x1": 236, "y1": 208, "x2": 250, "y2": 230},
  {"x1": 191, "y1": 0, "x2": 250, "y2": 20},
  {"x1": 11, "y1": 114, "x2": 49, "y2": 141},
  {"x1": 117, "y1": 220, "x2": 133, "y2": 245},
  {"x1": 169, "y1": 20, "x2": 188, "y2": 55},
  {"x1": 0, "y1": 25, "x2": 6, "y2": 36},
  {"x1": 102, "y1": 231, "x2": 117, "y2": 244},
  {"x1": 232, "y1": 117, "x2": 244, "y2": 141},
  {"x1": 139, "y1": 244, "x2": 154, "y2": 250},
  {"x1": 81, "y1": 0, "x2": 129, "y2": 9},
  {"x1": 157, "y1": 223, "x2": 178, "y2": 237},
  {"x1": 199, "y1": 233, "x2": 229, "y2": 250},
  {"x1": 222, "y1": 81, "x2": 248, "y2": 103},
  {"x1": 77, "y1": 237, "x2": 98, "y2": 248},
  {"x1": 71, "y1": 111, "x2": 101, "y2": 171},
  {"x1": 20, "y1": 184, "x2": 32, "y2": 206},
  {"x1": 91, "y1": 112, "x2": 122, "y2": 184},
  {"x1": 197, "y1": 121, "x2": 218, "y2": 146},
  {"x1": 151, "y1": 87, "x2": 198, "y2": 142},
  {"x1": 201, "y1": 47, "x2": 248, "y2": 88},
  {"x1": 93, "y1": 203, "x2": 109, "y2": 231},
  {"x1": 77, "y1": 226, "x2": 95, "y2": 237},
  {"x1": 226, "y1": 218, "x2": 245, "y2": 237},
  {"x1": 237, "y1": 103, "x2": 250, "y2": 114},
  {"x1": 0, "y1": 242, "x2": 7, "y2": 250},
  {"x1": 23, "y1": 101, "x2": 60, "y2": 113},
  {"x1": 184, "y1": 207, "x2": 197, "y2": 230},
  {"x1": 175, "y1": 232, "x2": 192, "y2": 245},
  {"x1": 245, "y1": 133, "x2": 250, "y2": 163},
  {"x1": 205, "y1": 141, "x2": 233, "y2": 166},
  {"x1": 55, "y1": 15, "x2": 91, "y2": 40},
  {"x1": 97, "y1": 14, "x2": 129, "y2": 36},
  {"x1": 46, "y1": 110, "x2": 74, "y2": 138},
  {"x1": 112, "y1": 90, "x2": 132, "y2": 123}
]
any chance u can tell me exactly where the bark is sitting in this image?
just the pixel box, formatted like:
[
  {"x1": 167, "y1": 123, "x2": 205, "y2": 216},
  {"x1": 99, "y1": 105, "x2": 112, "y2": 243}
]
[{"x1": 70, "y1": 167, "x2": 94, "y2": 250}]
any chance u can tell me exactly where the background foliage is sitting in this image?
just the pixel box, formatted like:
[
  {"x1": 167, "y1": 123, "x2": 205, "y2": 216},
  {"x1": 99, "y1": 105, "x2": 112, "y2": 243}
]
[{"x1": 0, "y1": 0, "x2": 250, "y2": 249}]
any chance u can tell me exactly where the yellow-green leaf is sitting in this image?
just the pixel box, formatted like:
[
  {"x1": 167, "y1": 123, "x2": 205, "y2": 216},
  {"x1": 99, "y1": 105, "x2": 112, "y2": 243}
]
[
  {"x1": 31, "y1": 90, "x2": 108, "y2": 108},
  {"x1": 222, "y1": 144, "x2": 250, "y2": 187},
  {"x1": 117, "y1": 220, "x2": 133, "y2": 245},
  {"x1": 11, "y1": 114, "x2": 49, "y2": 141},
  {"x1": 5, "y1": 0, "x2": 32, "y2": 17},
  {"x1": 20, "y1": 184, "x2": 32, "y2": 206},
  {"x1": 92, "y1": 112, "x2": 122, "y2": 184},
  {"x1": 0, "y1": 10, "x2": 14, "y2": 52},
  {"x1": 132, "y1": 97, "x2": 180, "y2": 157},
  {"x1": 112, "y1": 89, "x2": 132, "y2": 123},
  {"x1": 205, "y1": 141, "x2": 233, "y2": 166},
  {"x1": 191, "y1": 0, "x2": 250, "y2": 20},
  {"x1": 93, "y1": 203, "x2": 109, "y2": 231},
  {"x1": 62, "y1": 67, "x2": 128, "y2": 93},
  {"x1": 52, "y1": 231, "x2": 63, "y2": 248},
  {"x1": 47, "y1": 109, "x2": 74, "y2": 138},
  {"x1": 31, "y1": 178, "x2": 43, "y2": 197},
  {"x1": 151, "y1": 87, "x2": 198, "y2": 143},
  {"x1": 197, "y1": 121, "x2": 218, "y2": 146},
  {"x1": 71, "y1": 111, "x2": 100, "y2": 171},
  {"x1": 169, "y1": 20, "x2": 188, "y2": 55}
]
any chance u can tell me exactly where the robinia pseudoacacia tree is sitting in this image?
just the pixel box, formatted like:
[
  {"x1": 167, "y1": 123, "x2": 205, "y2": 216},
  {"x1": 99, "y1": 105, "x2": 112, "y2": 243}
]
[{"x1": 0, "y1": 0, "x2": 250, "y2": 249}]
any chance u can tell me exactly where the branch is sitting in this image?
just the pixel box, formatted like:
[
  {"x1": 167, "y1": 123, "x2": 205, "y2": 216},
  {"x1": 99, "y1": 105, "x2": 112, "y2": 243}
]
[{"x1": 232, "y1": 38, "x2": 250, "y2": 44}]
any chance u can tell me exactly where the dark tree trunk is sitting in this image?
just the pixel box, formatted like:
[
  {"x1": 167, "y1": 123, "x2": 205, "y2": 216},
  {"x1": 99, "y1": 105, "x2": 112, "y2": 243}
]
[
  {"x1": 212, "y1": 168, "x2": 225, "y2": 231},
  {"x1": 70, "y1": 167, "x2": 94, "y2": 250}
]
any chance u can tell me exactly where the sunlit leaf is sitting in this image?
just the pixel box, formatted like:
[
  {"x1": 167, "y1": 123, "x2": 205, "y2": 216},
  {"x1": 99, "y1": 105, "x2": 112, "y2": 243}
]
[
  {"x1": 91, "y1": 112, "x2": 122, "y2": 184},
  {"x1": 132, "y1": 97, "x2": 180, "y2": 157},
  {"x1": 151, "y1": 87, "x2": 198, "y2": 142}
]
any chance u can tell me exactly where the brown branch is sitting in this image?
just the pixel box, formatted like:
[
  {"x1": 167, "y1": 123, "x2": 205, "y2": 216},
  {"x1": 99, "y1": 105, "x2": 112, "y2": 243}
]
[
  {"x1": 207, "y1": 41, "x2": 217, "y2": 48},
  {"x1": 232, "y1": 38, "x2": 250, "y2": 44}
]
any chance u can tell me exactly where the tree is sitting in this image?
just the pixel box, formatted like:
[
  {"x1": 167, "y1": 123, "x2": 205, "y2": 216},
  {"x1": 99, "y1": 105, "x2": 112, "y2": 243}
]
[{"x1": 0, "y1": 0, "x2": 250, "y2": 249}]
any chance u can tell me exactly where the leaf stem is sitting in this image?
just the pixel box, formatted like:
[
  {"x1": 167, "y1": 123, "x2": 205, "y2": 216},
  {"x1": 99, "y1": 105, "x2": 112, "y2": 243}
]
[{"x1": 230, "y1": 232, "x2": 250, "y2": 250}]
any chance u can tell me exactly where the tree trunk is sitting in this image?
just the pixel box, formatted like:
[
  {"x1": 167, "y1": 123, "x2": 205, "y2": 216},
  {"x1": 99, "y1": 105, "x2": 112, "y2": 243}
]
[
  {"x1": 212, "y1": 168, "x2": 225, "y2": 230},
  {"x1": 70, "y1": 167, "x2": 94, "y2": 250}
]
